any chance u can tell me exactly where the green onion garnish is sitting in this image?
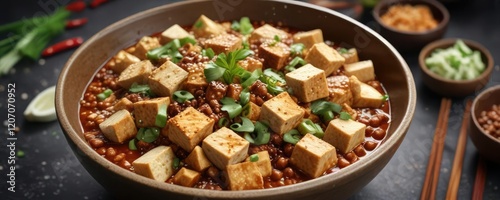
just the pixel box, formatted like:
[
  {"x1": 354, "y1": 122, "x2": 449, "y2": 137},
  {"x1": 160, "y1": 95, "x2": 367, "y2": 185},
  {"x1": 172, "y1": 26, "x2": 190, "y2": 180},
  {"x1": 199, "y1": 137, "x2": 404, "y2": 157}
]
[
  {"x1": 244, "y1": 121, "x2": 271, "y2": 145},
  {"x1": 382, "y1": 94, "x2": 389, "y2": 101},
  {"x1": 218, "y1": 117, "x2": 229, "y2": 128},
  {"x1": 338, "y1": 47, "x2": 349, "y2": 54},
  {"x1": 201, "y1": 48, "x2": 215, "y2": 59},
  {"x1": 231, "y1": 17, "x2": 254, "y2": 35},
  {"x1": 283, "y1": 129, "x2": 302, "y2": 144},
  {"x1": 241, "y1": 69, "x2": 262, "y2": 88},
  {"x1": 173, "y1": 157, "x2": 181, "y2": 170},
  {"x1": 239, "y1": 88, "x2": 250, "y2": 106},
  {"x1": 136, "y1": 127, "x2": 160, "y2": 143},
  {"x1": 298, "y1": 119, "x2": 324, "y2": 138},
  {"x1": 310, "y1": 100, "x2": 342, "y2": 122},
  {"x1": 221, "y1": 97, "x2": 243, "y2": 119},
  {"x1": 249, "y1": 154, "x2": 259, "y2": 162},
  {"x1": 194, "y1": 20, "x2": 203, "y2": 28},
  {"x1": 173, "y1": 90, "x2": 194, "y2": 103},
  {"x1": 155, "y1": 104, "x2": 168, "y2": 128},
  {"x1": 230, "y1": 117, "x2": 255, "y2": 132},
  {"x1": 339, "y1": 112, "x2": 352, "y2": 120},
  {"x1": 97, "y1": 89, "x2": 113, "y2": 101},
  {"x1": 284, "y1": 57, "x2": 307, "y2": 72},
  {"x1": 146, "y1": 37, "x2": 196, "y2": 63},
  {"x1": 263, "y1": 68, "x2": 286, "y2": 83},
  {"x1": 128, "y1": 139, "x2": 137, "y2": 150},
  {"x1": 290, "y1": 43, "x2": 305, "y2": 56},
  {"x1": 129, "y1": 83, "x2": 154, "y2": 97}
]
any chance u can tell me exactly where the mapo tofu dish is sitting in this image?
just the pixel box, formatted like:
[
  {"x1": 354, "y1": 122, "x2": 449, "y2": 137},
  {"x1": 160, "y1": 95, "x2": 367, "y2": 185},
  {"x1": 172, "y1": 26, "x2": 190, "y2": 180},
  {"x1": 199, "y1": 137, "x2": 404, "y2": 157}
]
[{"x1": 79, "y1": 15, "x2": 391, "y2": 190}]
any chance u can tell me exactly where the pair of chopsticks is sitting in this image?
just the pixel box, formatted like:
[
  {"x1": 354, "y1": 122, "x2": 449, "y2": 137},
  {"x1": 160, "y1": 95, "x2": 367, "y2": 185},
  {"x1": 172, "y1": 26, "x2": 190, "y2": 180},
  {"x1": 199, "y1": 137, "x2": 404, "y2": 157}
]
[
  {"x1": 421, "y1": 99, "x2": 480, "y2": 199},
  {"x1": 420, "y1": 98, "x2": 452, "y2": 200}
]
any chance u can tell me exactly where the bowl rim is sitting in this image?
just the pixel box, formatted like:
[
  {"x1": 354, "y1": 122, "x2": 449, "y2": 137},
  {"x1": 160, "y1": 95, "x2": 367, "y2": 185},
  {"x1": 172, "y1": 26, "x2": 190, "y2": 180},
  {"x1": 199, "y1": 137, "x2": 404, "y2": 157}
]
[
  {"x1": 372, "y1": 0, "x2": 450, "y2": 35},
  {"x1": 418, "y1": 38, "x2": 494, "y2": 84},
  {"x1": 56, "y1": 0, "x2": 417, "y2": 198},
  {"x1": 471, "y1": 84, "x2": 500, "y2": 145}
]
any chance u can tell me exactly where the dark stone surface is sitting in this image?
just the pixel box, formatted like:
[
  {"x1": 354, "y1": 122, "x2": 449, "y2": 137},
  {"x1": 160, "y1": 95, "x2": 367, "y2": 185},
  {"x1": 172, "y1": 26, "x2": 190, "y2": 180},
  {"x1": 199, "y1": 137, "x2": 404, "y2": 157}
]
[{"x1": 0, "y1": 0, "x2": 498, "y2": 199}]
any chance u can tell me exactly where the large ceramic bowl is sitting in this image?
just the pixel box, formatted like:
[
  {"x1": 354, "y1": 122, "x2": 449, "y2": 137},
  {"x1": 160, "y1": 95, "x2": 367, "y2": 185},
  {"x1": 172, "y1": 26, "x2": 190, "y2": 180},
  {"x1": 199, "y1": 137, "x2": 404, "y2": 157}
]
[{"x1": 56, "y1": 0, "x2": 416, "y2": 199}]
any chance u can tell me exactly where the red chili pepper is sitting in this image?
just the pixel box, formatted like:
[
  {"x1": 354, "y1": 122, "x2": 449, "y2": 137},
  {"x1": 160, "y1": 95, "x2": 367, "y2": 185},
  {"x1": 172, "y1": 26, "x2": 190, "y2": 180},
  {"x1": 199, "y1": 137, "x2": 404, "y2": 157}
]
[
  {"x1": 42, "y1": 37, "x2": 84, "y2": 57},
  {"x1": 66, "y1": 18, "x2": 88, "y2": 29},
  {"x1": 65, "y1": 1, "x2": 87, "y2": 12},
  {"x1": 90, "y1": 0, "x2": 109, "y2": 8}
]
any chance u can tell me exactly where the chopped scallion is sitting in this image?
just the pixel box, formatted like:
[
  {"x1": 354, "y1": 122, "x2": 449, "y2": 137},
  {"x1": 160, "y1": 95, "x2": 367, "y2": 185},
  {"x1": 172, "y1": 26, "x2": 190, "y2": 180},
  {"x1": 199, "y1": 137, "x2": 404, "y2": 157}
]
[
  {"x1": 147, "y1": 37, "x2": 195, "y2": 63},
  {"x1": 129, "y1": 83, "x2": 154, "y2": 97},
  {"x1": 298, "y1": 119, "x2": 324, "y2": 138},
  {"x1": 221, "y1": 97, "x2": 243, "y2": 119},
  {"x1": 128, "y1": 139, "x2": 137, "y2": 150},
  {"x1": 339, "y1": 112, "x2": 352, "y2": 120},
  {"x1": 201, "y1": 48, "x2": 215, "y2": 59},
  {"x1": 382, "y1": 94, "x2": 389, "y2": 101},
  {"x1": 244, "y1": 121, "x2": 271, "y2": 145},
  {"x1": 230, "y1": 117, "x2": 255, "y2": 132},
  {"x1": 97, "y1": 89, "x2": 113, "y2": 101},
  {"x1": 283, "y1": 129, "x2": 302, "y2": 144},
  {"x1": 155, "y1": 104, "x2": 168, "y2": 128},
  {"x1": 218, "y1": 117, "x2": 229, "y2": 128},
  {"x1": 290, "y1": 43, "x2": 305, "y2": 56},
  {"x1": 284, "y1": 57, "x2": 306, "y2": 72},
  {"x1": 173, "y1": 90, "x2": 194, "y2": 103},
  {"x1": 173, "y1": 157, "x2": 181, "y2": 170},
  {"x1": 249, "y1": 154, "x2": 259, "y2": 162}
]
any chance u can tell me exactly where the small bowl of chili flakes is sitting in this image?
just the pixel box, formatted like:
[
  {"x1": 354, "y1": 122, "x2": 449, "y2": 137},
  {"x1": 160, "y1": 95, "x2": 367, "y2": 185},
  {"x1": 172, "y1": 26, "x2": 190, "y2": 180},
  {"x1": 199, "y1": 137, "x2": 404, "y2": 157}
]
[
  {"x1": 372, "y1": 0, "x2": 450, "y2": 52},
  {"x1": 470, "y1": 85, "x2": 500, "y2": 164}
]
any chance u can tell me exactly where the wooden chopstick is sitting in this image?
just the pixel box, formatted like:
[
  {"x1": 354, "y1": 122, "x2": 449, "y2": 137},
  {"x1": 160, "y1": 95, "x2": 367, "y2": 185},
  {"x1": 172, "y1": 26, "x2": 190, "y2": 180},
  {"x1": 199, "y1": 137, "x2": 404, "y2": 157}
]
[
  {"x1": 420, "y1": 98, "x2": 452, "y2": 200},
  {"x1": 445, "y1": 100, "x2": 472, "y2": 199},
  {"x1": 472, "y1": 157, "x2": 487, "y2": 200}
]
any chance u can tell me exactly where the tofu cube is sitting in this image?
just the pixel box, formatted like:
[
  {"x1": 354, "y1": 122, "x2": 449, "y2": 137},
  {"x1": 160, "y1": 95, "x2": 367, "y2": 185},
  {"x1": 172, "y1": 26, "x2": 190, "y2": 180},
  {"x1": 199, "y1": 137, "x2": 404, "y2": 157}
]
[
  {"x1": 323, "y1": 118, "x2": 366, "y2": 153},
  {"x1": 340, "y1": 48, "x2": 359, "y2": 64},
  {"x1": 293, "y1": 29, "x2": 323, "y2": 50},
  {"x1": 259, "y1": 92, "x2": 305, "y2": 135},
  {"x1": 249, "y1": 24, "x2": 289, "y2": 43},
  {"x1": 226, "y1": 162, "x2": 264, "y2": 190},
  {"x1": 192, "y1": 15, "x2": 226, "y2": 38},
  {"x1": 290, "y1": 133, "x2": 338, "y2": 178},
  {"x1": 349, "y1": 76, "x2": 384, "y2": 108},
  {"x1": 326, "y1": 75, "x2": 353, "y2": 106},
  {"x1": 238, "y1": 57, "x2": 263, "y2": 72},
  {"x1": 167, "y1": 107, "x2": 215, "y2": 152},
  {"x1": 117, "y1": 60, "x2": 153, "y2": 89},
  {"x1": 183, "y1": 63, "x2": 208, "y2": 94},
  {"x1": 245, "y1": 151, "x2": 272, "y2": 177},
  {"x1": 148, "y1": 61, "x2": 189, "y2": 97},
  {"x1": 285, "y1": 64, "x2": 329, "y2": 103},
  {"x1": 258, "y1": 42, "x2": 290, "y2": 70},
  {"x1": 173, "y1": 167, "x2": 201, "y2": 187},
  {"x1": 111, "y1": 50, "x2": 141, "y2": 73},
  {"x1": 185, "y1": 146, "x2": 212, "y2": 172},
  {"x1": 204, "y1": 34, "x2": 242, "y2": 54},
  {"x1": 99, "y1": 109, "x2": 137, "y2": 144},
  {"x1": 133, "y1": 97, "x2": 170, "y2": 128},
  {"x1": 305, "y1": 43, "x2": 345, "y2": 76},
  {"x1": 133, "y1": 36, "x2": 161, "y2": 60},
  {"x1": 202, "y1": 127, "x2": 250, "y2": 170},
  {"x1": 132, "y1": 146, "x2": 175, "y2": 182},
  {"x1": 113, "y1": 97, "x2": 134, "y2": 112},
  {"x1": 245, "y1": 102, "x2": 261, "y2": 121},
  {"x1": 343, "y1": 60, "x2": 375, "y2": 83},
  {"x1": 160, "y1": 24, "x2": 193, "y2": 44}
]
